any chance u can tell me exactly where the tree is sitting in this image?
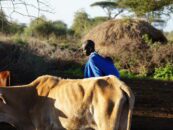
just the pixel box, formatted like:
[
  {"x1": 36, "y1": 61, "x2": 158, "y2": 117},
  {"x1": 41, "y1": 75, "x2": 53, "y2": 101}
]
[
  {"x1": 25, "y1": 17, "x2": 68, "y2": 39},
  {"x1": 71, "y1": 10, "x2": 91, "y2": 37},
  {"x1": 0, "y1": 0, "x2": 53, "y2": 34},
  {"x1": 71, "y1": 10, "x2": 108, "y2": 37},
  {"x1": 52, "y1": 21, "x2": 67, "y2": 36},
  {"x1": 0, "y1": 10, "x2": 9, "y2": 33},
  {"x1": 8, "y1": 22, "x2": 26, "y2": 35},
  {"x1": 119, "y1": 0, "x2": 173, "y2": 22},
  {"x1": 0, "y1": 10, "x2": 26, "y2": 35},
  {"x1": 91, "y1": 0, "x2": 125, "y2": 19},
  {"x1": 92, "y1": 16, "x2": 108, "y2": 25}
]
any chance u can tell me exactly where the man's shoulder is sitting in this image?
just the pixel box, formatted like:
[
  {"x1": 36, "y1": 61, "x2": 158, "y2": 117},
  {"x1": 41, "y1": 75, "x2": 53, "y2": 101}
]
[
  {"x1": 90, "y1": 52, "x2": 102, "y2": 58},
  {"x1": 89, "y1": 52, "x2": 100, "y2": 61},
  {"x1": 89, "y1": 52, "x2": 106, "y2": 65}
]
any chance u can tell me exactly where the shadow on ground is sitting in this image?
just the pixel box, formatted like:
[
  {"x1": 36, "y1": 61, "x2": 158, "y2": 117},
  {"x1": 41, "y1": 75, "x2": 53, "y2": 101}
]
[{"x1": 123, "y1": 79, "x2": 173, "y2": 130}]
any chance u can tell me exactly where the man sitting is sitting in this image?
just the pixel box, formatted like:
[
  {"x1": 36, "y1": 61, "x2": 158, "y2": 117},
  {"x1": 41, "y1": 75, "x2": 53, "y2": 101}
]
[{"x1": 82, "y1": 40, "x2": 120, "y2": 78}]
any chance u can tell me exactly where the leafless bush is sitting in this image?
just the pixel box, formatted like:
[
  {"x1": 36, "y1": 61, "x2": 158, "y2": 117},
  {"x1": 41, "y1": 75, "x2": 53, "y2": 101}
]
[
  {"x1": 0, "y1": 0, "x2": 53, "y2": 20},
  {"x1": 0, "y1": 39, "x2": 83, "y2": 84},
  {"x1": 151, "y1": 43, "x2": 173, "y2": 67},
  {"x1": 112, "y1": 41, "x2": 173, "y2": 76},
  {"x1": 112, "y1": 41, "x2": 152, "y2": 75}
]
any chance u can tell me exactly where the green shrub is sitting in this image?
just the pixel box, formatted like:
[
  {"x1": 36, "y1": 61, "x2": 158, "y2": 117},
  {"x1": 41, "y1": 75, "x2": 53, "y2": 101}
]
[
  {"x1": 153, "y1": 64, "x2": 173, "y2": 80},
  {"x1": 164, "y1": 31, "x2": 173, "y2": 42},
  {"x1": 63, "y1": 68, "x2": 83, "y2": 77},
  {"x1": 12, "y1": 34, "x2": 27, "y2": 45},
  {"x1": 142, "y1": 34, "x2": 153, "y2": 45},
  {"x1": 25, "y1": 17, "x2": 68, "y2": 40},
  {"x1": 119, "y1": 69, "x2": 136, "y2": 78}
]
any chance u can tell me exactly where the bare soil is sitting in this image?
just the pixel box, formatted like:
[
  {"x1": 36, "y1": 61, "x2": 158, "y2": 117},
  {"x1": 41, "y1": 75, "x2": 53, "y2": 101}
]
[{"x1": 123, "y1": 79, "x2": 173, "y2": 130}]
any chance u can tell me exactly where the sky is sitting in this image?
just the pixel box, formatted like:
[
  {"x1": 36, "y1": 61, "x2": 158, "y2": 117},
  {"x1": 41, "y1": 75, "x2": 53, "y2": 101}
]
[{"x1": 2, "y1": 0, "x2": 173, "y2": 32}]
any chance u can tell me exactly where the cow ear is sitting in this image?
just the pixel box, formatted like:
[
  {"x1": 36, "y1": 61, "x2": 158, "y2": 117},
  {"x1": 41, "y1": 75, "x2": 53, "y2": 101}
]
[{"x1": 0, "y1": 93, "x2": 6, "y2": 104}]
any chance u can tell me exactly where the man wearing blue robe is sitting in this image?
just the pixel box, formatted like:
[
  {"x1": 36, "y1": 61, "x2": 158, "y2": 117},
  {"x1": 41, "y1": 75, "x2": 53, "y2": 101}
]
[{"x1": 82, "y1": 40, "x2": 120, "y2": 78}]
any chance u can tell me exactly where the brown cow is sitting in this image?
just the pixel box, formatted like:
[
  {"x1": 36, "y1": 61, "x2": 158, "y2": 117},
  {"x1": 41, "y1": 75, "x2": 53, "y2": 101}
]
[
  {"x1": 0, "y1": 75, "x2": 135, "y2": 130},
  {"x1": 0, "y1": 70, "x2": 10, "y2": 87}
]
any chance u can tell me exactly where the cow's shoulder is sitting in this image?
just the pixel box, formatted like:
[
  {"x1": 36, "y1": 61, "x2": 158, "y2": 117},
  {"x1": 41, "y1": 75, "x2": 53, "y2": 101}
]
[
  {"x1": 30, "y1": 75, "x2": 61, "y2": 96},
  {"x1": 85, "y1": 75, "x2": 122, "y2": 89}
]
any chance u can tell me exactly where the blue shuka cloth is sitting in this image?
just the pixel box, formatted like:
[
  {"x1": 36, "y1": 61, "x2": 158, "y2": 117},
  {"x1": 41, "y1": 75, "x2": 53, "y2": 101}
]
[{"x1": 84, "y1": 52, "x2": 120, "y2": 78}]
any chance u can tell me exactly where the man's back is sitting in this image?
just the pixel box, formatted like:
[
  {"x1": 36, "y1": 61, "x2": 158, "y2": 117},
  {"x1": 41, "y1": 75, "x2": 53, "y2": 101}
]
[{"x1": 84, "y1": 52, "x2": 120, "y2": 78}]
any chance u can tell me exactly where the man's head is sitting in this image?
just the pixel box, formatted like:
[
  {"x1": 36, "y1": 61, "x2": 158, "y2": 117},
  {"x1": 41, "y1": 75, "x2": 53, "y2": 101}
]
[{"x1": 82, "y1": 40, "x2": 95, "y2": 56}]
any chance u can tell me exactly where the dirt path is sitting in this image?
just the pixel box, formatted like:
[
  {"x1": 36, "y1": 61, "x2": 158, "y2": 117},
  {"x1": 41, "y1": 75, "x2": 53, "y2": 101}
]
[{"x1": 124, "y1": 79, "x2": 173, "y2": 130}]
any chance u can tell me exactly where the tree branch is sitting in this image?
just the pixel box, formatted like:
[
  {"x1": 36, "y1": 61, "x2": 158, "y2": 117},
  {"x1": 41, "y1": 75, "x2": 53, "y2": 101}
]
[{"x1": 0, "y1": 0, "x2": 54, "y2": 19}]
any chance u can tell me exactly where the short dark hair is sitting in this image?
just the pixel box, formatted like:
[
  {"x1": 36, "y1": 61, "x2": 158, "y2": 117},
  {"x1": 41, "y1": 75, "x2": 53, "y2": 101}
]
[{"x1": 83, "y1": 40, "x2": 95, "y2": 49}]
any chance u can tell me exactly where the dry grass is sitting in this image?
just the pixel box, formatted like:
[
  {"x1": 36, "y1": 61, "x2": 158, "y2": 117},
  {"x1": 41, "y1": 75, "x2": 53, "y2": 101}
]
[
  {"x1": 83, "y1": 19, "x2": 167, "y2": 57},
  {"x1": 0, "y1": 38, "x2": 84, "y2": 85}
]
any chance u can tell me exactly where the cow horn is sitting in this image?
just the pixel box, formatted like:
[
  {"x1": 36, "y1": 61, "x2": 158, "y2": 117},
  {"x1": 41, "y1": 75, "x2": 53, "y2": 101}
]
[{"x1": 0, "y1": 93, "x2": 6, "y2": 104}]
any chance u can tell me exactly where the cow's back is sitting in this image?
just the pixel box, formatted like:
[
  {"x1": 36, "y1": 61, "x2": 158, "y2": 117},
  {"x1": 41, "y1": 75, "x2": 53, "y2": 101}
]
[
  {"x1": 0, "y1": 75, "x2": 135, "y2": 130},
  {"x1": 40, "y1": 75, "x2": 135, "y2": 130}
]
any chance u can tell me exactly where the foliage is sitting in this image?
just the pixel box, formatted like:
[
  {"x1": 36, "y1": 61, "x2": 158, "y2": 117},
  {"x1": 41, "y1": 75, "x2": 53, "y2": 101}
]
[
  {"x1": 142, "y1": 34, "x2": 153, "y2": 45},
  {"x1": 153, "y1": 64, "x2": 173, "y2": 80},
  {"x1": 71, "y1": 10, "x2": 91, "y2": 37},
  {"x1": 24, "y1": 16, "x2": 45, "y2": 37},
  {"x1": 11, "y1": 33, "x2": 28, "y2": 45},
  {"x1": 164, "y1": 31, "x2": 173, "y2": 42},
  {"x1": 63, "y1": 68, "x2": 83, "y2": 77},
  {"x1": 91, "y1": 1, "x2": 124, "y2": 19},
  {"x1": 111, "y1": 41, "x2": 173, "y2": 78},
  {"x1": 52, "y1": 21, "x2": 67, "y2": 36},
  {"x1": 25, "y1": 17, "x2": 68, "y2": 40},
  {"x1": 71, "y1": 10, "x2": 107, "y2": 37},
  {"x1": 8, "y1": 23, "x2": 26, "y2": 35},
  {"x1": 92, "y1": 16, "x2": 108, "y2": 24},
  {"x1": 0, "y1": 11, "x2": 25, "y2": 35},
  {"x1": 0, "y1": 34, "x2": 173, "y2": 80},
  {"x1": 0, "y1": 11, "x2": 9, "y2": 34},
  {"x1": 119, "y1": 69, "x2": 136, "y2": 78},
  {"x1": 119, "y1": 0, "x2": 173, "y2": 15},
  {"x1": 119, "y1": 0, "x2": 173, "y2": 22},
  {"x1": 0, "y1": 6, "x2": 172, "y2": 80}
]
